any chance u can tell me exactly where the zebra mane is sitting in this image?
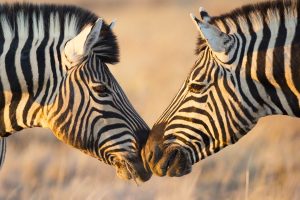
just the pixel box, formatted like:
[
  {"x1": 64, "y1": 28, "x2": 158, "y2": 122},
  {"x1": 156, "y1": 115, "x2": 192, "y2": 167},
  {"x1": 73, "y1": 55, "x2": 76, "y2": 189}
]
[
  {"x1": 211, "y1": 0, "x2": 297, "y2": 25},
  {"x1": 0, "y1": 3, "x2": 119, "y2": 64},
  {"x1": 196, "y1": 0, "x2": 298, "y2": 54}
]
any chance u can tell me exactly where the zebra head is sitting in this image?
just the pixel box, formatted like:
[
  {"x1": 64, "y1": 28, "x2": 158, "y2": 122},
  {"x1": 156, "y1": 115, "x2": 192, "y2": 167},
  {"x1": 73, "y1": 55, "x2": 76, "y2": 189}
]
[
  {"x1": 47, "y1": 19, "x2": 151, "y2": 183},
  {"x1": 143, "y1": 8, "x2": 255, "y2": 177}
]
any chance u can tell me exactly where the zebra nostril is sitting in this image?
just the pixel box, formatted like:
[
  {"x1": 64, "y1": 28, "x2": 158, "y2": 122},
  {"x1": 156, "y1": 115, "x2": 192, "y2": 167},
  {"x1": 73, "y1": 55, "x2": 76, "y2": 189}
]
[{"x1": 147, "y1": 151, "x2": 153, "y2": 162}]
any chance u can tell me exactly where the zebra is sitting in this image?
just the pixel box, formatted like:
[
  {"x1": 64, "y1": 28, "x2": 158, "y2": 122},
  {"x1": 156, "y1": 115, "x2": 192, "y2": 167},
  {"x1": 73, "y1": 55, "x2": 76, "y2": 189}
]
[
  {"x1": 0, "y1": 3, "x2": 151, "y2": 183},
  {"x1": 143, "y1": 0, "x2": 300, "y2": 177}
]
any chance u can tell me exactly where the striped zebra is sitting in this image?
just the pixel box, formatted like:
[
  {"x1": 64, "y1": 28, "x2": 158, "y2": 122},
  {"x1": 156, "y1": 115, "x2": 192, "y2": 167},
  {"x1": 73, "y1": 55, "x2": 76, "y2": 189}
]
[
  {"x1": 143, "y1": 0, "x2": 300, "y2": 177},
  {"x1": 0, "y1": 3, "x2": 151, "y2": 183}
]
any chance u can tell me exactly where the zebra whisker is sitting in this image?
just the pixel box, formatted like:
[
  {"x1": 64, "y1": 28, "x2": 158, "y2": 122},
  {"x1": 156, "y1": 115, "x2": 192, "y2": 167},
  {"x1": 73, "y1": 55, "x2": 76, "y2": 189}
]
[{"x1": 124, "y1": 161, "x2": 139, "y2": 186}]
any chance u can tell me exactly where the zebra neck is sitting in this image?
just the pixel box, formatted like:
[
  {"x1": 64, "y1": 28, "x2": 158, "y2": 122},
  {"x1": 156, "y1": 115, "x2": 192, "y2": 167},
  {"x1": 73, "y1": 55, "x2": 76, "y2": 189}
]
[
  {"x1": 228, "y1": 14, "x2": 300, "y2": 119},
  {"x1": 0, "y1": 32, "x2": 68, "y2": 136},
  {"x1": 238, "y1": 42, "x2": 300, "y2": 118},
  {"x1": 211, "y1": 1, "x2": 300, "y2": 117},
  {"x1": 0, "y1": 59, "x2": 65, "y2": 135},
  {"x1": 0, "y1": 8, "x2": 91, "y2": 135}
]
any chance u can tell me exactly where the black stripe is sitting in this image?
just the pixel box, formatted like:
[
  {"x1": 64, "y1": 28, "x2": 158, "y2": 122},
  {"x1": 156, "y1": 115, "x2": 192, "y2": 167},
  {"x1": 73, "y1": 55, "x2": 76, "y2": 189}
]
[
  {"x1": 76, "y1": 98, "x2": 90, "y2": 148},
  {"x1": 165, "y1": 116, "x2": 210, "y2": 148},
  {"x1": 99, "y1": 139, "x2": 134, "y2": 158},
  {"x1": 99, "y1": 131, "x2": 133, "y2": 155},
  {"x1": 65, "y1": 78, "x2": 75, "y2": 142},
  {"x1": 181, "y1": 95, "x2": 208, "y2": 104},
  {"x1": 48, "y1": 41, "x2": 58, "y2": 103},
  {"x1": 33, "y1": 13, "x2": 49, "y2": 100},
  {"x1": 21, "y1": 15, "x2": 33, "y2": 94},
  {"x1": 22, "y1": 14, "x2": 34, "y2": 126},
  {"x1": 56, "y1": 13, "x2": 65, "y2": 76},
  {"x1": 244, "y1": 15, "x2": 275, "y2": 114},
  {"x1": 0, "y1": 23, "x2": 5, "y2": 132},
  {"x1": 30, "y1": 13, "x2": 51, "y2": 126},
  {"x1": 210, "y1": 70, "x2": 230, "y2": 146},
  {"x1": 273, "y1": 6, "x2": 300, "y2": 116},
  {"x1": 208, "y1": 91, "x2": 224, "y2": 152},
  {"x1": 291, "y1": 5, "x2": 300, "y2": 95},
  {"x1": 231, "y1": 18, "x2": 259, "y2": 114},
  {"x1": 6, "y1": 22, "x2": 22, "y2": 131},
  {"x1": 57, "y1": 78, "x2": 75, "y2": 142},
  {"x1": 220, "y1": 75, "x2": 241, "y2": 142},
  {"x1": 256, "y1": 15, "x2": 287, "y2": 114}
]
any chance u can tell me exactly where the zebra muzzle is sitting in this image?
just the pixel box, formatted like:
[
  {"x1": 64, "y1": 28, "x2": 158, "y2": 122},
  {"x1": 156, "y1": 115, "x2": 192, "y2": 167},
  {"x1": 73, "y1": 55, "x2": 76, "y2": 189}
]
[{"x1": 152, "y1": 145, "x2": 193, "y2": 177}]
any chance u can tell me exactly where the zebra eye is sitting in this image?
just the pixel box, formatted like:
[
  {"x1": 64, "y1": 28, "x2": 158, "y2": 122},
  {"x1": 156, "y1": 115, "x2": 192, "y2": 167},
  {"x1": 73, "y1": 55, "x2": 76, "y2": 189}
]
[
  {"x1": 93, "y1": 85, "x2": 110, "y2": 97},
  {"x1": 189, "y1": 83, "x2": 206, "y2": 94}
]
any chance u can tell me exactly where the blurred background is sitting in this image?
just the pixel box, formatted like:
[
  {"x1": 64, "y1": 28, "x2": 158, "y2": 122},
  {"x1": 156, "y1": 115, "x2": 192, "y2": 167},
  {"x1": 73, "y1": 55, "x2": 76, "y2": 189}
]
[{"x1": 0, "y1": 0, "x2": 300, "y2": 199}]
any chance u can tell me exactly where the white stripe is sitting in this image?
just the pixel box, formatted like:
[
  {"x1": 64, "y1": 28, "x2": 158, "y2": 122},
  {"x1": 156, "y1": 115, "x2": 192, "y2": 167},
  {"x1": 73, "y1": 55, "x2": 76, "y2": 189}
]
[{"x1": 15, "y1": 13, "x2": 30, "y2": 128}]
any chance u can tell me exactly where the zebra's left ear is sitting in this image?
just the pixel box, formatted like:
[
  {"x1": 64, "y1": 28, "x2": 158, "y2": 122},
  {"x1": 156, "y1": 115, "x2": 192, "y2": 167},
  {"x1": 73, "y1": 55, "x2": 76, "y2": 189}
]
[
  {"x1": 64, "y1": 18, "x2": 103, "y2": 64},
  {"x1": 190, "y1": 8, "x2": 233, "y2": 53}
]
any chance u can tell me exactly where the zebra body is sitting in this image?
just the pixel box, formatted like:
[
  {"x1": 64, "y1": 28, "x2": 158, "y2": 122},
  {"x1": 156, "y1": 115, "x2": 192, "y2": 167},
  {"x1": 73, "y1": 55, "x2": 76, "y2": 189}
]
[
  {"x1": 0, "y1": 3, "x2": 151, "y2": 182},
  {"x1": 144, "y1": 0, "x2": 300, "y2": 177}
]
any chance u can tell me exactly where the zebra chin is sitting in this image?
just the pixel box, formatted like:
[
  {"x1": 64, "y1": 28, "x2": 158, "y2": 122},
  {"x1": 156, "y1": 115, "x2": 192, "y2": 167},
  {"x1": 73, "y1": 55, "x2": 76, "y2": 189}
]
[
  {"x1": 112, "y1": 155, "x2": 152, "y2": 183},
  {"x1": 145, "y1": 144, "x2": 193, "y2": 177}
]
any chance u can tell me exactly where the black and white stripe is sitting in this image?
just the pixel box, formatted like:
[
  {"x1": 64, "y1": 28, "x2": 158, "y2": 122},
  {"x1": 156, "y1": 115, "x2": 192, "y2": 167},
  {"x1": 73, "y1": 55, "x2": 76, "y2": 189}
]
[
  {"x1": 0, "y1": 3, "x2": 150, "y2": 181},
  {"x1": 146, "y1": 0, "x2": 300, "y2": 175}
]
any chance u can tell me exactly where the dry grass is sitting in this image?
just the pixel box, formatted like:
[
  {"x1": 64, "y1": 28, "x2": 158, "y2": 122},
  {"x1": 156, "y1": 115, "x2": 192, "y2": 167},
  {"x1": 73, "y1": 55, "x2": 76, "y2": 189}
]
[{"x1": 0, "y1": 0, "x2": 300, "y2": 199}]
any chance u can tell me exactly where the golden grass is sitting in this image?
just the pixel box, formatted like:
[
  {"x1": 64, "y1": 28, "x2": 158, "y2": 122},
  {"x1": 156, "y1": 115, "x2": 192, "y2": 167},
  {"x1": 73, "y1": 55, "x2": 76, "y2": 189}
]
[{"x1": 0, "y1": 0, "x2": 299, "y2": 199}]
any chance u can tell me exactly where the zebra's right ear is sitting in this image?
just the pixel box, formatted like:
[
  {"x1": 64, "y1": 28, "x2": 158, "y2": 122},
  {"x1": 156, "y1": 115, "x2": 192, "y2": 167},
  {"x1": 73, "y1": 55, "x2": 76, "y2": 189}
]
[
  {"x1": 64, "y1": 18, "x2": 103, "y2": 65},
  {"x1": 190, "y1": 8, "x2": 233, "y2": 53}
]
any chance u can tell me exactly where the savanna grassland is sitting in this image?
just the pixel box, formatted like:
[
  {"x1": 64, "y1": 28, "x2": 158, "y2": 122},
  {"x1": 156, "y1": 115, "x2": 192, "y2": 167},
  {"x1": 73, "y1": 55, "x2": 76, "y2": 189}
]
[{"x1": 0, "y1": 0, "x2": 299, "y2": 199}]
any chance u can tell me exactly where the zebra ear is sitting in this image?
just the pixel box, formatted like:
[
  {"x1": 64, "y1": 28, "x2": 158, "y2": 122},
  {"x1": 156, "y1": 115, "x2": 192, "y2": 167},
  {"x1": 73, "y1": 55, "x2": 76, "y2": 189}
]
[
  {"x1": 109, "y1": 20, "x2": 116, "y2": 30},
  {"x1": 64, "y1": 18, "x2": 103, "y2": 64},
  {"x1": 190, "y1": 8, "x2": 232, "y2": 53}
]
